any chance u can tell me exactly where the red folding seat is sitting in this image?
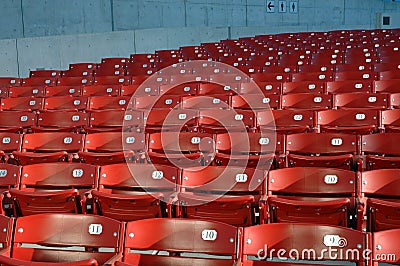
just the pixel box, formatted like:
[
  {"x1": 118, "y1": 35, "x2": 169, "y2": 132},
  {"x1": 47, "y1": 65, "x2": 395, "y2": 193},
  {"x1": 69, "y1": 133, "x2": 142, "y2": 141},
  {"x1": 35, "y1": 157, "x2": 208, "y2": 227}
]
[
  {"x1": 93, "y1": 67, "x2": 125, "y2": 76},
  {"x1": 44, "y1": 96, "x2": 88, "y2": 111},
  {"x1": 57, "y1": 76, "x2": 94, "y2": 86},
  {"x1": 87, "y1": 96, "x2": 131, "y2": 110},
  {"x1": 1, "y1": 97, "x2": 43, "y2": 111},
  {"x1": 235, "y1": 65, "x2": 262, "y2": 74},
  {"x1": 117, "y1": 218, "x2": 238, "y2": 265},
  {"x1": 100, "y1": 57, "x2": 129, "y2": 67},
  {"x1": 240, "y1": 81, "x2": 282, "y2": 95},
  {"x1": 361, "y1": 169, "x2": 400, "y2": 232},
  {"x1": 374, "y1": 80, "x2": 400, "y2": 93},
  {"x1": 78, "y1": 132, "x2": 146, "y2": 165},
  {"x1": 257, "y1": 109, "x2": 314, "y2": 134},
  {"x1": 87, "y1": 109, "x2": 143, "y2": 133},
  {"x1": 310, "y1": 53, "x2": 344, "y2": 65},
  {"x1": 159, "y1": 82, "x2": 198, "y2": 96},
  {"x1": 68, "y1": 62, "x2": 97, "y2": 71},
  {"x1": 182, "y1": 95, "x2": 230, "y2": 109},
  {"x1": 32, "y1": 110, "x2": 89, "y2": 133},
  {"x1": 261, "y1": 65, "x2": 297, "y2": 73},
  {"x1": 317, "y1": 109, "x2": 379, "y2": 134},
  {"x1": 94, "y1": 76, "x2": 131, "y2": 86},
  {"x1": 379, "y1": 70, "x2": 400, "y2": 80},
  {"x1": 0, "y1": 213, "x2": 123, "y2": 265},
  {"x1": 29, "y1": 69, "x2": 62, "y2": 78},
  {"x1": 125, "y1": 65, "x2": 157, "y2": 76},
  {"x1": 291, "y1": 72, "x2": 333, "y2": 82},
  {"x1": 267, "y1": 167, "x2": 357, "y2": 227},
  {"x1": 12, "y1": 132, "x2": 84, "y2": 165},
  {"x1": 0, "y1": 111, "x2": 36, "y2": 133},
  {"x1": 120, "y1": 84, "x2": 156, "y2": 96},
  {"x1": 0, "y1": 133, "x2": 22, "y2": 163},
  {"x1": 9, "y1": 162, "x2": 97, "y2": 216},
  {"x1": 250, "y1": 72, "x2": 291, "y2": 82},
  {"x1": 177, "y1": 166, "x2": 265, "y2": 226},
  {"x1": 390, "y1": 92, "x2": 400, "y2": 108},
  {"x1": 297, "y1": 64, "x2": 335, "y2": 73},
  {"x1": 8, "y1": 86, "x2": 46, "y2": 98},
  {"x1": 0, "y1": 215, "x2": 13, "y2": 253},
  {"x1": 198, "y1": 109, "x2": 255, "y2": 134},
  {"x1": 335, "y1": 63, "x2": 372, "y2": 72},
  {"x1": 277, "y1": 53, "x2": 310, "y2": 66},
  {"x1": 282, "y1": 81, "x2": 325, "y2": 94},
  {"x1": 209, "y1": 73, "x2": 250, "y2": 84},
  {"x1": 373, "y1": 62, "x2": 400, "y2": 72},
  {"x1": 215, "y1": 132, "x2": 279, "y2": 169},
  {"x1": 334, "y1": 93, "x2": 388, "y2": 109},
  {"x1": 0, "y1": 164, "x2": 21, "y2": 195},
  {"x1": 130, "y1": 53, "x2": 155, "y2": 62},
  {"x1": 197, "y1": 83, "x2": 239, "y2": 96},
  {"x1": 361, "y1": 133, "x2": 400, "y2": 170},
  {"x1": 82, "y1": 84, "x2": 121, "y2": 96},
  {"x1": 62, "y1": 65, "x2": 95, "y2": 77},
  {"x1": 372, "y1": 229, "x2": 400, "y2": 264},
  {"x1": 89, "y1": 164, "x2": 178, "y2": 220},
  {"x1": 286, "y1": 133, "x2": 358, "y2": 170},
  {"x1": 281, "y1": 93, "x2": 332, "y2": 110},
  {"x1": 21, "y1": 77, "x2": 57, "y2": 87},
  {"x1": 144, "y1": 109, "x2": 198, "y2": 133},
  {"x1": 382, "y1": 109, "x2": 400, "y2": 132},
  {"x1": 0, "y1": 77, "x2": 22, "y2": 88},
  {"x1": 241, "y1": 223, "x2": 367, "y2": 265},
  {"x1": 45, "y1": 85, "x2": 82, "y2": 97},
  {"x1": 148, "y1": 132, "x2": 213, "y2": 167},
  {"x1": 231, "y1": 94, "x2": 280, "y2": 110},
  {"x1": 326, "y1": 80, "x2": 373, "y2": 94},
  {"x1": 334, "y1": 71, "x2": 378, "y2": 81},
  {"x1": 134, "y1": 95, "x2": 181, "y2": 110}
]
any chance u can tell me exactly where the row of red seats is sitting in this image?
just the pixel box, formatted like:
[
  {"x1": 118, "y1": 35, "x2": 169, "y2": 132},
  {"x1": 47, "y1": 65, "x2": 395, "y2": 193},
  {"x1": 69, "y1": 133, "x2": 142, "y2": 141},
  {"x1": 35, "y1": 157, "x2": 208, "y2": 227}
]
[
  {"x1": 1, "y1": 214, "x2": 396, "y2": 265},
  {"x1": 0, "y1": 131, "x2": 399, "y2": 171},
  {"x1": 1, "y1": 79, "x2": 400, "y2": 98},
  {"x1": 0, "y1": 162, "x2": 399, "y2": 232}
]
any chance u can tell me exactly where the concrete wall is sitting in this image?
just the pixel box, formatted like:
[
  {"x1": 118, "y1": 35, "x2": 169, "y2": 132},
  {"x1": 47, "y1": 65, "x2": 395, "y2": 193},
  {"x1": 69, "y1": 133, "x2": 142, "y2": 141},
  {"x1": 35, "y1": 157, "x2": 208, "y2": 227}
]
[{"x1": 1, "y1": 0, "x2": 400, "y2": 40}]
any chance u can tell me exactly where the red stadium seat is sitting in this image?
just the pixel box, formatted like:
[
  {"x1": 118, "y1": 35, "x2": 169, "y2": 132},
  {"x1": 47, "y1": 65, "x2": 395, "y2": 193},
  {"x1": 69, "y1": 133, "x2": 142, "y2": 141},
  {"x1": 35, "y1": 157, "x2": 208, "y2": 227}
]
[
  {"x1": 0, "y1": 133, "x2": 22, "y2": 163},
  {"x1": 144, "y1": 109, "x2": 198, "y2": 133},
  {"x1": 148, "y1": 131, "x2": 214, "y2": 167},
  {"x1": 382, "y1": 109, "x2": 400, "y2": 132},
  {"x1": 121, "y1": 84, "x2": 158, "y2": 96},
  {"x1": 373, "y1": 79, "x2": 400, "y2": 93},
  {"x1": 286, "y1": 133, "x2": 358, "y2": 170},
  {"x1": 334, "y1": 71, "x2": 377, "y2": 81},
  {"x1": 291, "y1": 72, "x2": 333, "y2": 82},
  {"x1": 87, "y1": 109, "x2": 144, "y2": 133},
  {"x1": 32, "y1": 110, "x2": 88, "y2": 133},
  {"x1": 29, "y1": 69, "x2": 62, "y2": 78},
  {"x1": 215, "y1": 132, "x2": 279, "y2": 168},
  {"x1": 0, "y1": 163, "x2": 21, "y2": 193},
  {"x1": 87, "y1": 96, "x2": 131, "y2": 110},
  {"x1": 45, "y1": 85, "x2": 82, "y2": 97},
  {"x1": 89, "y1": 163, "x2": 178, "y2": 221},
  {"x1": 82, "y1": 85, "x2": 121, "y2": 97},
  {"x1": 12, "y1": 132, "x2": 84, "y2": 165},
  {"x1": 326, "y1": 80, "x2": 373, "y2": 94},
  {"x1": 267, "y1": 167, "x2": 357, "y2": 227},
  {"x1": 198, "y1": 109, "x2": 255, "y2": 133},
  {"x1": 240, "y1": 81, "x2": 282, "y2": 95},
  {"x1": 118, "y1": 218, "x2": 238, "y2": 265},
  {"x1": 8, "y1": 86, "x2": 46, "y2": 98},
  {"x1": 0, "y1": 78, "x2": 22, "y2": 88},
  {"x1": 361, "y1": 133, "x2": 400, "y2": 170},
  {"x1": 182, "y1": 95, "x2": 230, "y2": 109},
  {"x1": 177, "y1": 166, "x2": 265, "y2": 226},
  {"x1": 57, "y1": 76, "x2": 93, "y2": 86},
  {"x1": 379, "y1": 70, "x2": 400, "y2": 80},
  {"x1": 9, "y1": 162, "x2": 97, "y2": 216},
  {"x1": 0, "y1": 111, "x2": 36, "y2": 133},
  {"x1": 372, "y1": 229, "x2": 400, "y2": 265},
  {"x1": 389, "y1": 92, "x2": 400, "y2": 108},
  {"x1": 257, "y1": 109, "x2": 314, "y2": 134},
  {"x1": 134, "y1": 95, "x2": 181, "y2": 110},
  {"x1": 78, "y1": 132, "x2": 146, "y2": 165},
  {"x1": 197, "y1": 83, "x2": 239, "y2": 96},
  {"x1": 1, "y1": 97, "x2": 43, "y2": 111},
  {"x1": 0, "y1": 214, "x2": 13, "y2": 253},
  {"x1": 317, "y1": 109, "x2": 379, "y2": 134},
  {"x1": 241, "y1": 223, "x2": 367, "y2": 265},
  {"x1": 94, "y1": 76, "x2": 131, "y2": 86},
  {"x1": 333, "y1": 93, "x2": 388, "y2": 109},
  {"x1": 231, "y1": 94, "x2": 280, "y2": 110},
  {"x1": 281, "y1": 93, "x2": 332, "y2": 110},
  {"x1": 361, "y1": 169, "x2": 400, "y2": 232},
  {"x1": 44, "y1": 96, "x2": 88, "y2": 111},
  {"x1": 21, "y1": 77, "x2": 57, "y2": 87},
  {"x1": 282, "y1": 81, "x2": 325, "y2": 94},
  {"x1": 0, "y1": 214, "x2": 123, "y2": 265}
]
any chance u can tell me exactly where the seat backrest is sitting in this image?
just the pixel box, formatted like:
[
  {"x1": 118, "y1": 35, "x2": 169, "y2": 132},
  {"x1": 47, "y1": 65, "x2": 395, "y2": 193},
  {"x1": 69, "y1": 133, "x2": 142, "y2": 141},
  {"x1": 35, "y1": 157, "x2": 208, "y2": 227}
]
[
  {"x1": 145, "y1": 109, "x2": 198, "y2": 128},
  {"x1": 286, "y1": 133, "x2": 358, "y2": 155},
  {"x1": 44, "y1": 96, "x2": 88, "y2": 110},
  {"x1": 20, "y1": 162, "x2": 97, "y2": 190},
  {"x1": 216, "y1": 132, "x2": 279, "y2": 155},
  {"x1": 257, "y1": 109, "x2": 314, "y2": 129},
  {"x1": 0, "y1": 111, "x2": 36, "y2": 131},
  {"x1": 198, "y1": 109, "x2": 255, "y2": 129},
  {"x1": 242, "y1": 223, "x2": 367, "y2": 265},
  {"x1": 88, "y1": 109, "x2": 144, "y2": 129},
  {"x1": 180, "y1": 166, "x2": 265, "y2": 195},
  {"x1": 0, "y1": 133, "x2": 22, "y2": 153},
  {"x1": 21, "y1": 132, "x2": 84, "y2": 152},
  {"x1": 281, "y1": 93, "x2": 332, "y2": 110},
  {"x1": 87, "y1": 96, "x2": 131, "y2": 110},
  {"x1": 268, "y1": 167, "x2": 356, "y2": 197},
  {"x1": 361, "y1": 133, "x2": 400, "y2": 156},
  {"x1": 326, "y1": 80, "x2": 373, "y2": 94},
  {"x1": 1, "y1": 97, "x2": 43, "y2": 111},
  {"x1": 333, "y1": 93, "x2": 388, "y2": 109},
  {"x1": 317, "y1": 109, "x2": 379, "y2": 127},
  {"x1": 361, "y1": 169, "x2": 400, "y2": 198},
  {"x1": 122, "y1": 218, "x2": 238, "y2": 264},
  {"x1": 10, "y1": 213, "x2": 123, "y2": 265},
  {"x1": 83, "y1": 132, "x2": 145, "y2": 152},
  {"x1": 382, "y1": 109, "x2": 400, "y2": 129},
  {"x1": 36, "y1": 110, "x2": 89, "y2": 129},
  {"x1": 148, "y1": 132, "x2": 214, "y2": 154},
  {"x1": 98, "y1": 163, "x2": 178, "y2": 192},
  {"x1": 0, "y1": 214, "x2": 13, "y2": 253},
  {"x1": 372, "y1": 229, "x2": 400, "y2": 264}
]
